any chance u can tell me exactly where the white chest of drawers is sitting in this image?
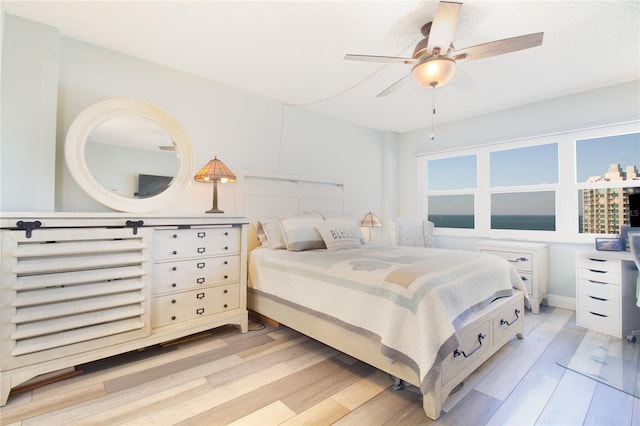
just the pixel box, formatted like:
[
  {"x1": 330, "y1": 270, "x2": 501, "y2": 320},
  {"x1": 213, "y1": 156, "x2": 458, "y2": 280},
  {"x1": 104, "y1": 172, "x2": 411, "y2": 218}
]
[
  {"x1": 0, "y1": 213, "x2": 248, "y2": 406},
  {"x1": 575, "y1": 251, "x2": 640, "y2": 338},
  {"x1": 477, "y1": 241, "x2": 549, "y2": 314}
]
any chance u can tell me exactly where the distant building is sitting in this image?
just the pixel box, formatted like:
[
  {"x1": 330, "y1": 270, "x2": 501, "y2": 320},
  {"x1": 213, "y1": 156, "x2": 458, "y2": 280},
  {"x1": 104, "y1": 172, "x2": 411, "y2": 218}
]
[{"x1": 582, "y1": 164, "x2": 639, "y2": 234}]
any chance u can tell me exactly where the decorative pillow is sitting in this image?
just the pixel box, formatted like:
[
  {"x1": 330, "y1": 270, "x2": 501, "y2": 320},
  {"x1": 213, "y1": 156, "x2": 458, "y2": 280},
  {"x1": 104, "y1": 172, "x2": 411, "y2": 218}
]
[
  {"x1": 390, "y1": 217, "x2": 434, "y2": 248},
  {"x1": 255, "y1": 218, "x2": 286, "y2": 249},
  {"x1": 323, "y1": 216, "x2": 366, "y2": 244},
  {"x1": 316, "y1": 226, "x2": 362, "y2": 251},
  {"x1": 278, "y1": 215, "x2": 326, "y2": 251}
]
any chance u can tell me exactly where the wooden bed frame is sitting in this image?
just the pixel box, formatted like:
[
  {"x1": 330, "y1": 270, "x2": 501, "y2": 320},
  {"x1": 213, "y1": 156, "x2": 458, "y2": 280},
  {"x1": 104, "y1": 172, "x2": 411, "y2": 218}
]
[{"x1": 238, "y1": 171, "x2": 526, "y2": 420}]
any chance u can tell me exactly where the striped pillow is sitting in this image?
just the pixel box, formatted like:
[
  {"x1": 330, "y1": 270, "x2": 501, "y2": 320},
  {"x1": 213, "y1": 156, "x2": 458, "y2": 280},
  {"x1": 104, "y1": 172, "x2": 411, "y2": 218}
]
[{"x1": 278, "y1": 215, "x2": 326, "y2": 251}]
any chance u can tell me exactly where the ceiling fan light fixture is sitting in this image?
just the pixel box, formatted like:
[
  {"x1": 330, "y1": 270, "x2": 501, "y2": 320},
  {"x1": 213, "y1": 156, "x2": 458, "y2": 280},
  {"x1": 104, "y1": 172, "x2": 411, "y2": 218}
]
[{"x1": 411, "y1": 56, "x2": 456, "y2": 88}]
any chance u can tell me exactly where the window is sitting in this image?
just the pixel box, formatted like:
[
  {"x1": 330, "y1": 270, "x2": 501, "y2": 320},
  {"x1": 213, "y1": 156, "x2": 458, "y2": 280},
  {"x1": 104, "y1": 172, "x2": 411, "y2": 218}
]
[
  {"x1": 576, "y1": 132, "x2": 640, "y2": 234},
  {"x1": 426, "y1": 155, "x2": 476, "y2": 229},
  {"x1": 489, "y1": 144, "x2": 558, "y2": 231}
]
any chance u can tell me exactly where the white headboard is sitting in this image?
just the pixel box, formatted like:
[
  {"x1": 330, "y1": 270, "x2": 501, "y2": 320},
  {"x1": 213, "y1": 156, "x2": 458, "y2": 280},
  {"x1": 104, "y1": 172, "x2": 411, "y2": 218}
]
[{"x1": 235, "y1": 170, "x2": 345, "y2": 219}]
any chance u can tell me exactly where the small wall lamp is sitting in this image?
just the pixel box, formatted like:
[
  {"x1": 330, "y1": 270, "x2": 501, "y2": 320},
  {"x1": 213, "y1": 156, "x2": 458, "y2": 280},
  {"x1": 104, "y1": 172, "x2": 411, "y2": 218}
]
[{"x1": 194, "y1": 156, "x2": 236, "y2": 213}]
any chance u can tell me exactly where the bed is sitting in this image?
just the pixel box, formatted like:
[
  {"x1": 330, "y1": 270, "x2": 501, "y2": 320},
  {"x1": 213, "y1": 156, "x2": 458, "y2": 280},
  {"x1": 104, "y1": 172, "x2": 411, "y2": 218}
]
[{"x1": 237, "y1": 172, "x2": 526, "y2": 420}]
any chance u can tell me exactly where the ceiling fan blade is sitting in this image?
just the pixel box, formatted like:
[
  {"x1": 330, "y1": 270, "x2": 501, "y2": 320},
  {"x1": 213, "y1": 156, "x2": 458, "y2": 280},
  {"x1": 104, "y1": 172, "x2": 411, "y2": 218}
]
[
  {"x1": 344, "y1": 54, "x2": 417, "y2": 64},
  {"x1": 453, "y1": 32, "x2": 544, "y2": 62},
  {"x1": 426, "y1": 1, "x2": 462, "y2": 55},
  {"x1": 376, "y1": 73, "x2": 412, "y2": 97}
]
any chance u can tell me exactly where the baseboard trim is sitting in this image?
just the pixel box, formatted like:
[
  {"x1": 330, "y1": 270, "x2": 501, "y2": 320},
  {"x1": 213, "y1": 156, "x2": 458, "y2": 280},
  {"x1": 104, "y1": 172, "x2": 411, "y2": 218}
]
[{"x1": 545, "y1": 295, "x2": 576, "y2": 311}]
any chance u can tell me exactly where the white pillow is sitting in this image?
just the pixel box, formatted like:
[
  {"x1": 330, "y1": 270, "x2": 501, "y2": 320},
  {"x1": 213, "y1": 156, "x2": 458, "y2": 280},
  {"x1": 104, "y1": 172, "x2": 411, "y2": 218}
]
[
  {"x1": 278, "y1": 215, "x2": 326, "y2": 251},
  {"x1": 323, "y1": 216, "x2": 366, "y2": 244},
  {"x1": 316, "y1": 226, "x2": 362, "y2": 251},
  {"x1": 255, "y1": 218, "x2": 286, "y2": 249}
]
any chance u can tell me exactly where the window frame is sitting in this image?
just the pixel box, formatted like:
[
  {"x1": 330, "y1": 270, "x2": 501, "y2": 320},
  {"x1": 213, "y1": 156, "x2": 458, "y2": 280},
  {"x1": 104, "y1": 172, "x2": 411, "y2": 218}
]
[{"x1": 419, "y1": 121, "x2": 640, "y2": 243}]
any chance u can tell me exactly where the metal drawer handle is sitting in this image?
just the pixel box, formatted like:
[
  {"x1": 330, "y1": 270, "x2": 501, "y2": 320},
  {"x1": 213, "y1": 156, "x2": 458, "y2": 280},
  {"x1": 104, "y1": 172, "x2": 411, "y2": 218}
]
[
  {"x1": 196, "y1": 292, "x2": 205, "y2": 299},
  {"x1": 171, "y1": 283, "x2": 177, "y2": 288},
  {"x1": 224, "y1": 260, "x2": 228, "y2": 265},
  {"x1": 196, "y1": 308, "x2": 205, "y2": 315},
  {"x1": 589, "y1": 296, "x2": 607, "y2": 301},
  {"x1": 224, "y1": 231, "x2": 229, "y2": 236},
  {"x1": 172, "y1": 250, "x2": 177, "y2": 255},
  {"x1": 520, "y1": 276, "x2": 528, "y2": 281},
  {"x1": 508, "y1": 257, "x2": 528, "y2": 263},
  {"x1": 500, "y1": 309, "x2": 520, "y2": 327},
  {"x1": 197, "y1": 262, "x2": 205, "y2": 269},
  {"x1": 172, "y1": 266, "x2": 177, "y2": 271},
  {"x1": 224, "y1": 246, "x2": 229, "y2": 250},
  {"x1": 588, "y1": 269, "x2": 606, "y2": 274},
  {"x1": 588, "y1": 280, "x2": 607, "y2": 285},
  {"x1": 172, "y1": 234, "x2": 178, "y2": 239},
  {"x1": 224, "y1": 289, "x2": 228, "y2": 294},
  {"x1": 454, "y1": 333, "x2": 485, "y2": 358},
  {"x1": 197, "y1": 247, "x2": 206, "y2": 254},
  {"x1": 223, "y1": 304, "x2": 228, "y2": 308},
  {"x1": 590, "y1": 311, "x2": 608, "y2": 318},
  {"x1": 197, "y1": 277, "x2": 205, "y2": 284},
  {"x1": 171, "y1": 299, "x2": 176, "y2": 304},
  {"x1": 198, "y1": 232, "x2": 206, "y2": 238},
  {"x1": 224, "y1": 275, "x2": 228, "y2": 279}
]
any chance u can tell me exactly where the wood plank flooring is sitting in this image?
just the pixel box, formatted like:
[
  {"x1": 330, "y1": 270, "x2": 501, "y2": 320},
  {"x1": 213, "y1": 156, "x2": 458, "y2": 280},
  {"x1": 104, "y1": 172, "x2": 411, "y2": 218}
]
[{"x1": 1, "y1": 306, "x2": 639, "y2": 426}]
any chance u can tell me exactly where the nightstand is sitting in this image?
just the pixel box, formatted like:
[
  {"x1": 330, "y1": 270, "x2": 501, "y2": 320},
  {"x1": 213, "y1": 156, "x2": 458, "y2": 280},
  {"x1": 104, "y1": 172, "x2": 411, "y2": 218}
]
[{"x1": 477, "y1": 241, "x2": 549, "y2": 314}]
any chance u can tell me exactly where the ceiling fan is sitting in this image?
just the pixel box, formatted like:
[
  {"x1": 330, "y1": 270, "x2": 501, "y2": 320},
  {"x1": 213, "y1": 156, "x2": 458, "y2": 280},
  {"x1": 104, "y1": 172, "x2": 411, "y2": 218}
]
[{"x1": 344, "y1": 1, "x2": 544, "y2": 97}]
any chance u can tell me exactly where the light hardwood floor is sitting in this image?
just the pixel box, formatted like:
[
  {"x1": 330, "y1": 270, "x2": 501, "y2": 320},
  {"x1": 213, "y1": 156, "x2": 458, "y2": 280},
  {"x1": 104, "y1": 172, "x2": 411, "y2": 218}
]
[{"x1": 1, "y1": 306, "x2": 639, "y2": 426}]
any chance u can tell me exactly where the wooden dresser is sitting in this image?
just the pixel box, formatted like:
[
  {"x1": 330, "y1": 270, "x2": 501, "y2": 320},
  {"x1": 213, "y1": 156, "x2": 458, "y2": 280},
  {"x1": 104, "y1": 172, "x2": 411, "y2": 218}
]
[
  {"x1": 0, "y1": 213, "x2": 248, "y2": 406},
  {"x1": 477, "y1": 240, "x2": 549, "y2": 314}
]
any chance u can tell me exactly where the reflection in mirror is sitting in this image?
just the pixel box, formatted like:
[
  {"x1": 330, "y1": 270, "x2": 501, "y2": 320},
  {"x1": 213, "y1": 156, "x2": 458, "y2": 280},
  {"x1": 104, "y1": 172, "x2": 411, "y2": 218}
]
[
  {"x1": 85, "y1": 115, "x2": 179, "y2": 198},
  {"x1": 65, "y1": 98, "x2": 193, "y2": 212}
]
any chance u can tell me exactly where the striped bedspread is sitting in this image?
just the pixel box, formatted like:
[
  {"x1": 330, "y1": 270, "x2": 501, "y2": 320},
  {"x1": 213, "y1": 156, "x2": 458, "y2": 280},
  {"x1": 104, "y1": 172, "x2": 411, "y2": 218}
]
[{"x1": 248, "y1": 245, "x2": 526, "y2": 393}]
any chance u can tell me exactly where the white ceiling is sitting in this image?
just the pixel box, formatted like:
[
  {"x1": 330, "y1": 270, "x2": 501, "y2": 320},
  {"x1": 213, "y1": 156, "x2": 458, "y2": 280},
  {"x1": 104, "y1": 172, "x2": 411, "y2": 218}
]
[{"x1": 4, "y1": 1, "x2": 640, "y2": 133}]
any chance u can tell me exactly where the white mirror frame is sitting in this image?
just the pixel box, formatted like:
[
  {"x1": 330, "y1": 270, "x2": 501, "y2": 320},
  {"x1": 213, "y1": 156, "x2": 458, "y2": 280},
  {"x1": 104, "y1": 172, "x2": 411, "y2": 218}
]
[{"x1": 65, "y1": 98, "x2": 193, "y2": 212}]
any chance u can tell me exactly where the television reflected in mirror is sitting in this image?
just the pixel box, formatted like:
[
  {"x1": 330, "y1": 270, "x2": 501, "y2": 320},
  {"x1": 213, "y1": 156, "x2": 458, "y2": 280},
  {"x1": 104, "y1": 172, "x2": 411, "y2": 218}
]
[{"x1": 135, "y1": 174, "x2": 173, "y2": 198}]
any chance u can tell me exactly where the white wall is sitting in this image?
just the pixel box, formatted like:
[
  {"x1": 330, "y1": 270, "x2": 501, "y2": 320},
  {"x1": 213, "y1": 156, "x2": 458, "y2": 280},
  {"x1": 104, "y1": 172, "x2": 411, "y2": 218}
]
[
  {"x1": 398, "y1": 80, "x2": 640, "y2": 305},
  {"x1": 1, "y1": 17, "x2": 384, "y2": 220},
  {"x1": 1, "y1": 15, "x2": 59, "y2": 211}
]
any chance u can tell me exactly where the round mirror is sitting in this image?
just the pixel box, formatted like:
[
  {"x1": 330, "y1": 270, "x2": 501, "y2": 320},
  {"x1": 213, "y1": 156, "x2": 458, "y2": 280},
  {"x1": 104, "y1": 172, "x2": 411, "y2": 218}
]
[{"x1": 65, "y1": 98, "x2": 193, "y2": 212}]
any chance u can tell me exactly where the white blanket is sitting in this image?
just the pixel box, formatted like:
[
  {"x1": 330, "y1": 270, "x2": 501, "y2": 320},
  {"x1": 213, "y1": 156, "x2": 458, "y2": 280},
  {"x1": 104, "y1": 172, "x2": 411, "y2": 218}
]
[{"x1": 248, "y1": 245, "x2": 526, "y2": 393}]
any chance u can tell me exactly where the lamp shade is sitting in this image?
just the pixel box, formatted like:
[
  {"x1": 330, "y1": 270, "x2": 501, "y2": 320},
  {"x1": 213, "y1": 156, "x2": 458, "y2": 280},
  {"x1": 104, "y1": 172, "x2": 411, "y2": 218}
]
[
  {"x1": 360, "y1": 212, "x2": 382, "y2": 228},
  {"x1": 412, "y1": 56, "x2": 456, "y2": 88},
  {"x1": 194, "y1": 156, "x2": 236, "y2": 214},
  {"x1": 194, "y1": 156, "x2": 236, "y2": 183}
]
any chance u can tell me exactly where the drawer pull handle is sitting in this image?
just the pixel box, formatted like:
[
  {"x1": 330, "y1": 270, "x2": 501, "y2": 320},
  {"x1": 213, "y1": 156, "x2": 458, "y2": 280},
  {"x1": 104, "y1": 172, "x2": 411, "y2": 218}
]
[
  {"x1": 197, "y1": 262, "x2": 205, "y2": 269},
  {"x1": 588, "y1": 269, "x2": 606, "y2": 274},
  {"x1": 508, "y1": 257, "x2": 528, "y2": 263},
  {"x1": 224, "y1": 231, "x2": 229, "y2": 236},
  {"x1": 172, "y1": 234, "x2": 178, "y2": 239},
  {"x1": 224, "y1": 246, "x2": 229, "y2": 250},
  {"x1": 453, "y1": 333, "x2": 485, "y2": 358},
  {"x1": 588, "y1": 280, "x2": 607, "y2": 285},
  {"x1": 589, "y1": 311, "x2": 608, "y2": 318},
  {"x1": 172, "y1": 250, "x2": 177, "y2": 255},
  {"x1": 224, "y1": 260, "x2": 228, "y2": 265},
  {"x1": 171, "y1": 283, "x2": 177, "y2": 288},
  {"x1": 588, "y1": 258, "x2": 607, "y2": 262},
  {"x1": 171, "y1": 299, "x2": 176, "y2": 304},
  {"x1": 198, "y1": 232, "x2": 206, "y2": 238},
  {"x1": 197, "y1": 277, "x2": 205, "y2": 284},
  {"x1": 172, "y1": 267, "x2": 177, "y2": 271},
  {"x1": 223, "y1": 304, "x2": 228, "y2": 308},
  {"x1": 196, "y1": 292, "x2": 205, "y2": 299},
  {"x1": 520, "y1": 276, "x2": 528, "y2": 282},
  {"x1": 500, "y1": 309, "x2": 521, "y2": 327},
  {"x1": 589, "y1": 296, "x2": 607, "y2": 301},
  {"x1": 171, "y1": 315, "x2": 176, "y2": 320},
  {"x1": 224, "y1": 275, "x2": 228, "y2": 279},
  {"x1": 196, "y1": 308, "x2": 205, "y2": 315},
  {"x1": 197, "y1": 247, "x2": 206, "y2": 254}
]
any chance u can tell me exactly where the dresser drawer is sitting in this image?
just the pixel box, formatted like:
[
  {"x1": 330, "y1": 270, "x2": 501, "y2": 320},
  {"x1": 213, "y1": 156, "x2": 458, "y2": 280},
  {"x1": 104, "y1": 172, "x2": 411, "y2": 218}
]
[
  {"x1": 153, "y1": 227, "x2": 241, "y2": 260},
  {"x1": 493, "y1": 298, "x2": 523, "y2": 347},
  {"x1": 578, "y1": 293, "x2": 620, "y2": 318},
  {"x1": 152, "y1": 283, "x2": 240, "y2": 327},
  {"x1": 442, "y1": 319, "x2": 491, "y2": 383},
  {"x1": 480, "y1": 249, "x2": 532, "y2": 272},
  {"x1": 577, "y1": 294, "x2": 620, "y2": 337},
  {"x1": 576, "y1": 257, "x2": 620, "y2": 273},
  {"x1": 152, "y1": 255, "x2": 240, "y2": 295},
  {"x1": 518, "y1": 271, "x2": 533, "y2": 296},
  {"x1": 577, "y1": 278, "x2": 619, "y2": 301},
  {"x1": 577, "y1": 267, "x2": 619, "y2": 285}
]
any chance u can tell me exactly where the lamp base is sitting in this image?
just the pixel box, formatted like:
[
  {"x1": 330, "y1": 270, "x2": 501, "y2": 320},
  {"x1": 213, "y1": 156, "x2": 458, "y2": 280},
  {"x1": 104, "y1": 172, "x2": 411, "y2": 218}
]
[{"x1": 205, "y1": 208, "x2": 224, "y2": 214}]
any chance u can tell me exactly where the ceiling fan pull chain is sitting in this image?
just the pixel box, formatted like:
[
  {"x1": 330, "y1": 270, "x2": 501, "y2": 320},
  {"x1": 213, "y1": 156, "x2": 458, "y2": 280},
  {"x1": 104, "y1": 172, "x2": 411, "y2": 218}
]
[{"x1": 430, "y1": 87, "x2": 436, "y2": 141}]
